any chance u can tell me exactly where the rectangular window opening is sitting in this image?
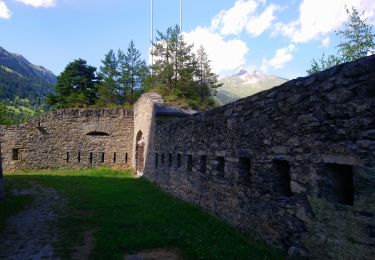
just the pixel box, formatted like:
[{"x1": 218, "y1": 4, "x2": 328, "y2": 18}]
[
  {"x1": 12, "y1": 148, "x2": 19, "y2": 161},
  {"x1": 274, "y1": 160, "x2": 293, "y2": 197},
  {"x1": 66, "y1": 152, "x2": 70, "y2": 163},
  {"x1": 125, "y1": 153, "x2": 128, "y2": 163},
  {"x1": 200, "y1": 155, "x2": 207, "y2": 174},
  {"x1": 216, "y1": 156, "x2": 225, "y2": 177},
  {"x1": 89, "y1": 152, "x2": 93, "y2": 164},
  {"x1": 155, "y1": 153, "x2": 159, "y2": 169},
  {"x1": 327, "y1": 163, "x2": 354, "y2": 206},
  {"x1": 101, "y1": 152, "x2": 105, "y2": 163},
  {"x1": 239, "y1": 157, "x2": 251, "y2": 184},
  {"x1": 113, "y1": 153, "x2": 117, "y2": 163},
  {"x1": 177, "y1": 154, "x2": 182, "y2": 168},
  {"x1": 168, "y1": 153, "x2": 172, "y2": 167},
  {"x1": 78, "y1": 152, "x2": 81, "y2": 163},
  {"x1": 187, "y1": 155, "x2": 193, "y2": 173}
]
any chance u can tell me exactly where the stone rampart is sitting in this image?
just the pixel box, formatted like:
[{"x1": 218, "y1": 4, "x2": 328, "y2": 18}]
[
  {"x1": 146, "y1": 55, "x2": 375, "y2": 259},
  {"x1": 0, "y1": 109, "x2": 134, "y2": 172}
]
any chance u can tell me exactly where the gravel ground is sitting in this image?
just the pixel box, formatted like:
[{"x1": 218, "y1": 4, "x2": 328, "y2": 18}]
[{"x1": 0, "y1": 183, "x2": 66, "y2": 260}]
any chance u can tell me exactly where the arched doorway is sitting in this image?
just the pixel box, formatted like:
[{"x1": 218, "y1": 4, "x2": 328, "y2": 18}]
[{"x1": 135, "y1": 131, "x2": 145, "y2": 175}]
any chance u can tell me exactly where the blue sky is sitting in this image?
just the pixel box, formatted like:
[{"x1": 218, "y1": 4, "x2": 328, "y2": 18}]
[{"x1": 0, "y1": 0, "x2": 374, "y2": 79}]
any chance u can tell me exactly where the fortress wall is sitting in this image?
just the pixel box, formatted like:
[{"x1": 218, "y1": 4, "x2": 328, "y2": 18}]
[
  {"x1": 132, "y1": 93, "x2": 162, "y2": 174},
  {"x1": 146, "y1": 55, "x2": 375, "y2": 259},
  {"x1": 0, "y1": 109, "x2": 134, "y2": 172}
]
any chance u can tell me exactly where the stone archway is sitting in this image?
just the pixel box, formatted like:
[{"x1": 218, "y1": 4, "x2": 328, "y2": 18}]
[{"x1": 135, "y1": 131, "x2": 145, "y2": 175}]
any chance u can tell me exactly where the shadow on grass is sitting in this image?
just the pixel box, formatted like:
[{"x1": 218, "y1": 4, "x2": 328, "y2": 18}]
[
  {"x1": 0, "y1": 194, "x2": 33, "y2": 233},
  {"x1": 4, "y1": 169, "x2": 285, "y2": 260}
]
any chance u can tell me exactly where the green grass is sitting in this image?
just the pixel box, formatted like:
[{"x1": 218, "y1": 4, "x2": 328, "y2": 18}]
[
  {"x1": 0, "y1": 193, "x2": 33, "y2": 233},
  {"x1": 3, "y1": 168, "x2": 285, "y2": 259}
]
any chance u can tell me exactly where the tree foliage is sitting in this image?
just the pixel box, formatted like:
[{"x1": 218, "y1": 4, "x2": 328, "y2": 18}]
[
  {"x1": 0, "y1": 101, "x2": 11, "y2": 125},
  {"x1": 48, "y1": 59, "x2": 100, "y2": 108},
  {"x1": 0, "y1": 47, "x2": 56, "y2": 107},
  {"x1": 195, "y1": 45, "x2": 221, "y2": 101},
  {"x1": 97, "y1": 49, "x2": 120, "y2": 106},
  {"x1": 308, "y1": 7, "x2": 375, "y2": 75},
  {"x1": 118, "y1": 41, "x2": 149, "y2": 104},
  {"x1": 150, "y1": 25, "x2": 220, "y2": 109},
  {"x1": 97, "y1": 42, "x2": 149, "y2": 106}
]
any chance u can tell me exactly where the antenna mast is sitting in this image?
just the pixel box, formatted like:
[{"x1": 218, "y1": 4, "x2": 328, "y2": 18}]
[
  {"x1": 180, "y1": 0, "x2": 182, "y2": 33},
  {"x1": 151, "y1": 0, "x2": 154, "y2": 72}
]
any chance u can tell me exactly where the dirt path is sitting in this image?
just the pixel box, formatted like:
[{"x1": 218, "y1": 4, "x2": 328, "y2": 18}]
[{"x1": 0, "y1": 183, "x2": 66, "y2": 260}]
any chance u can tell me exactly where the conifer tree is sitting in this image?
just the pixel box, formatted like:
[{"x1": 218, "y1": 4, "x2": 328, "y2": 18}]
[
  {"x1": 97, "y1": 50, "x2": 120, "y2": 106},
  {"x1": 150, "y1": 25, "x2": 220, "y2": 109},
  {"x1": 47, "y1": 59, "x2": 100, "y2": 108},
  {"x1": 337, "y1": 7, "x2": 375, "y2": 62},
  {"x1": 119, "y1": 41, "x2": 149, "y2": 104},
  {"x1": 151, "y1": 26, "x2": 197, "y2": 89},
  {"x1": 195, "y1": 45, "x2": 221, "y2": 100},
  {"x1": 308, "y1": 7, "x2": 374, "y2": 74},
  {"x1": 151, "y1": 26, "x2": 176, "y2": 89}
]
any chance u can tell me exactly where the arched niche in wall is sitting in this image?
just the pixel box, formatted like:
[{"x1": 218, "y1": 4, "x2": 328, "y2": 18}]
[{"x1": 86, "y1": 131, "x2": 110, "y2": 136}]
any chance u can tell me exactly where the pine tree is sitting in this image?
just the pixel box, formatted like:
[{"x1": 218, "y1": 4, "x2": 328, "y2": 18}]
[
  {"x1": 47, "y1": 59, "x2": 100, "y2": 108},
  {"x1": 308, "y1": 7, "x2": 374, "y2": 75},
  {"x1": 195, "y1": 45, "x2": 221, "y2": 101},
  {"x1": 97, "y1": 50, "x2": 120, "y2": 106},
  {"x1": 150, "y1": 25, "x2": 220, "y2": 109},
  {"x1": 151, "y1": 25, "x2": 196, "y2": 91},
  {"x1": 119, "y1": 41, "x2": 149, "y2": 104},
  {"x1": 176, "y1": 31, "x2": 196, "y2": 92},
  {"x1": 337, "y1": 7, "x2": 375, "y2": 62},
  {"x1": 151, "y1": 26, "x2": 176, "y2": 89}
]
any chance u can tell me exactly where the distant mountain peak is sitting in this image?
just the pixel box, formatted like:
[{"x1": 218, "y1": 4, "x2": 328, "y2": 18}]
[
  {"x1": 231, "y1": 69, "x2": 247, "y2": 77},
  {"x1": 215, "y1": 69, "x2": 287, "y2": 105},
  {"x1": 227, "y1": 68, "x2": 265, "y2": 85}
]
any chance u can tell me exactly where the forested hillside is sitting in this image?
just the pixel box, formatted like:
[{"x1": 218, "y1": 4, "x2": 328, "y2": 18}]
[
  {"x1": 0, "y1": 47, "x2": 56, "y2": 104},
  {"x1": 0, "y1": 47, "x2": 56, "y2": 124}
]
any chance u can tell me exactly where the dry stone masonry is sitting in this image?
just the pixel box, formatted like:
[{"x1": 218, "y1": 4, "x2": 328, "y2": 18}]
[
  {"x1": 0, "y1": 55, "x2": 374, "y2": 259},
  {"x1": 146, "y1": 55, "x2": 375, "y2": 259},
  {"x1": 0, "y1": 109, "x2": 134, "y2": 171}
]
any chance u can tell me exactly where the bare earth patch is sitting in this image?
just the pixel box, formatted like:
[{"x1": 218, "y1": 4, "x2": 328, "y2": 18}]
[
  {"x1": 0, "y1": 183, "x2": 66, "y2": 260},
  {"x1": 124, "y1": 248, "x2": 183, "y2": 260}
]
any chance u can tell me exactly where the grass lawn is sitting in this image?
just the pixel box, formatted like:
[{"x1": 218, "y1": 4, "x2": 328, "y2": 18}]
[{"x1": 3, "y1": 168, "x2": 285, "y2": 259}]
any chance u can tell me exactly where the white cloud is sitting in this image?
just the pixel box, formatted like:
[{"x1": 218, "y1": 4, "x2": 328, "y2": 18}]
[
  {"x1": 211, "y1": 0, "x2": 278, "y2": 37},
  {"x1": 0, "y1": 1, "x2": 11, "y2": 19},
  {"x1": 261, "y1": 44, "x2": 296, "y2": 71},
  {"x1": 184, "y1": 27, "x2": 248, "y2": 74},
  {"x1": 212, "y1": 0, "x2": 259, "y2": 36},
  {"x1": 273, "y1": 0, "x2": 375, "y2": 43},
  {"x1": 320, "y1": 36, "x2": 330, "y2": 48},
  {"x1": 246, "y1": 4, "x2": 279, "y2": 37},
  {"x1": 14, "y1": 0, "x2": 56, "y2": 8}
]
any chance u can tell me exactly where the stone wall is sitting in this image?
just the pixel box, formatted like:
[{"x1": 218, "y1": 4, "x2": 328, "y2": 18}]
[
  {"x1": 0, "y1": 109, "x2": 134, "y2": 172},
  {"x1": 145, "y1": 55, "x2": 375, "y2": 259},
  {"x1": 132, "y1": 93, "x2": 162, "y2": 175},
  {"x1": 0, "y1": 140, "x2": 3, "y2": 199}
]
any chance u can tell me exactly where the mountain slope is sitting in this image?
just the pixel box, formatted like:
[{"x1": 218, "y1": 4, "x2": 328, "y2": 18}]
[
  {"x1": 215, "y1": 69, "x2": 287, "y2": 105},
  {"x1": 0, "y1": 46, "x2": 56, "y2": 105}
]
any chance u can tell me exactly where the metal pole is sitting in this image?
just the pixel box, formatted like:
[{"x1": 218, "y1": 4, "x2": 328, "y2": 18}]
[
  {"x1": 180, "y1": 0, "x2": 182, "y2": 33},
  {"x1": 151, "y1": 0, "x2": 154, "y2": 72}
]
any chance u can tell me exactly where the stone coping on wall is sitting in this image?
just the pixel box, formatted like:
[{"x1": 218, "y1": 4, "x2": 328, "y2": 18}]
[{"x1": 0, "y1": 108, "x2": 134, "y2": 129}]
